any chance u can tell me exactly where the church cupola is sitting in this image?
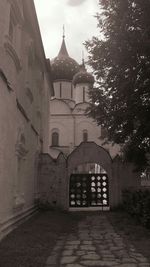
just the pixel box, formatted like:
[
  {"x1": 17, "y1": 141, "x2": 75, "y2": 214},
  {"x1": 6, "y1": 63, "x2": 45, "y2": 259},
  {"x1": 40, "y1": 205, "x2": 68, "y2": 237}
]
[
  {"x1": 73, "y1": 59, "x2": 94, "y2": 104},
  {"x1": 51, "y1": 32, "x2": 79, "y2": 82},
  {"x1": 51, "y1": 29, "x2": 80, "y2": 100},
  {"x1": 73, "y1": 60, "x2": 94, "y2": 87}
]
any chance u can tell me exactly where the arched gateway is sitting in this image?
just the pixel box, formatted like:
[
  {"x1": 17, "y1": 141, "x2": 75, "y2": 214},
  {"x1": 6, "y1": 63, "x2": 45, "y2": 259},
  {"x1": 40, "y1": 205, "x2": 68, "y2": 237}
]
[
  {"x1": 67, "y1": 142, "x2": 112, "y2": 211},
  {"x1": 39, "y1": 142, "x2": 140, "y2": 211}
]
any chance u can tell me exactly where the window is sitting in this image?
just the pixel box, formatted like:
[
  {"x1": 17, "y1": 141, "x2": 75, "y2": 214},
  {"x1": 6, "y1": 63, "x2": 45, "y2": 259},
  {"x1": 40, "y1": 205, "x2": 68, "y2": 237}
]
[
  {"x1": 83, "y1": 130, "x2": 88, "y2": 142},
  {"x1": 71, "y1": 84, "x2": 73, "y2": 99},
  {"x1": 83, "y1": 87, "x2": 85, "y2": 102},
  {"x1": 52, "y1": 132, "x2": 59, "y2": 146},
  {"x1": 60, "y1": 83, "x2": 62, "y2": 98}
]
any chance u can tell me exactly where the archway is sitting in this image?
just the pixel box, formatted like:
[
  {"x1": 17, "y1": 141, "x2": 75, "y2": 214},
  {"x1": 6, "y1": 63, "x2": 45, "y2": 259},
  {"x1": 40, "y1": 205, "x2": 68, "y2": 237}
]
[{"x1": 67, "y1": 142, "x2": 112, "y2": 210}]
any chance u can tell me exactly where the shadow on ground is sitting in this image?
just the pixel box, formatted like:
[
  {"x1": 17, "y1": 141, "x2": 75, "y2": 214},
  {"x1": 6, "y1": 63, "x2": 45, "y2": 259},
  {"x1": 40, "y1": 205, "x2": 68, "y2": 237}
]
[{"x1": 0, "y1": 210, "x2": 150, "y2": 267}]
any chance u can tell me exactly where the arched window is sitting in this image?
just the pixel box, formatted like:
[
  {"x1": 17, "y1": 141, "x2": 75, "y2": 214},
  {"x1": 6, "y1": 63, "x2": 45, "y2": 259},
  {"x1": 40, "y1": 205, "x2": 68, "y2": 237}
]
[
  {"x1": 60, "y1": 83, "x2": 62, "y2": 98},
  {"x1": 71, "y1": 84, "x2": 73, "y2": 99},
  {"x1": 83, "y1": 130, "x2": 88, "y2": 142},
  {"x1": 83, "y1": 87, "x2": 85, "y2": 102},
  {"x1": 52, "y1": 132, "x2": 59, "y2": 146}
]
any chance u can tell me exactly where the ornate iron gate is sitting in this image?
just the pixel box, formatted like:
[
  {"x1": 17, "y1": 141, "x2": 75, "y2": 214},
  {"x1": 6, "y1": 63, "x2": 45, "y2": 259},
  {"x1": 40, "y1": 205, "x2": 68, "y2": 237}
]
[{"x1": 69, "y1": 173, "x2": 109, "y2": 208}]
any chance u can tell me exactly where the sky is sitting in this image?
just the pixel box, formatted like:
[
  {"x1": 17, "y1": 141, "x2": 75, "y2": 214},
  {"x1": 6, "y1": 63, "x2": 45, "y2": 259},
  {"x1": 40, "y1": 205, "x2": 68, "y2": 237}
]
[{"x1": 33, "y1": 0, "x2": 99, "y2": 64}]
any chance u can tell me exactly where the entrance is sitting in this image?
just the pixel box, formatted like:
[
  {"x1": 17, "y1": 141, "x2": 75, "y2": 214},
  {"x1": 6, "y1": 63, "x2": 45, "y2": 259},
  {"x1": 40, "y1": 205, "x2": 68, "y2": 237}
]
[
  {"x1": 67, "y1": 142, "x2": 112, "y2": 210},
  {"x1": 69, "y1": 173, "x2": 109, "y2": 208}
]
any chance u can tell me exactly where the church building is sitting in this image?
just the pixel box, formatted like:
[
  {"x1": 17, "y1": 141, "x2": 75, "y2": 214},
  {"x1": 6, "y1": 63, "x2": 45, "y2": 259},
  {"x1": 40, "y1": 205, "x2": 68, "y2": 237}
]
[{"x1": 49, "y1": 34, "x2": 120, "y2": 160}]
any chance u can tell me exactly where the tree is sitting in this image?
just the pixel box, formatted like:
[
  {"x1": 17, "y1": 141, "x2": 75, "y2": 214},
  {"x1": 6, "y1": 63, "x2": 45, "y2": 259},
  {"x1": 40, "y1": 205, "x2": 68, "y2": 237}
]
[{"x1": 85, "y1": 0, "x2": 150, "y2": 170}]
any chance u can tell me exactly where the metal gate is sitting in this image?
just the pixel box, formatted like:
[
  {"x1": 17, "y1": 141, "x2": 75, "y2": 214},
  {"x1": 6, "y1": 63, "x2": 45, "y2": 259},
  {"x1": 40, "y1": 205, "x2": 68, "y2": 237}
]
[{"x1": 69, "y1": 173, "x2": 109, "y2": 208}]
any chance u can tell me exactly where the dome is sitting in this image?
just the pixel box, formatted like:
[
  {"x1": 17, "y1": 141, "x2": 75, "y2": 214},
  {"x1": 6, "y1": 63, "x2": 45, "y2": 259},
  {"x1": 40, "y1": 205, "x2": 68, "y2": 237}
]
[
  {"x1": 51, "y1": 38, "x2": 79, "y2": 81},
  {"x1": 51, "y1": 56, "x2": 79, "y2": 81},
  {"x1": 73, "y1": 63, "x2": 94, "y2": 86}
]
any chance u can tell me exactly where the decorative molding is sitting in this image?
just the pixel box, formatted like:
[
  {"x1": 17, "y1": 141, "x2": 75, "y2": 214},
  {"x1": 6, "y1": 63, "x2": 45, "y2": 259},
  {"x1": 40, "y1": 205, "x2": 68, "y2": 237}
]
[
  {"x1": 4, "y1": 37, "x2": 22, "y2": 72},
  {"x1": 7, "y1": 0, "x2": 23, "y2": 25},
  {"x1": 16, "y1": 99, "x2": 30, "y2": 122},
  {"x1": 0, "y1": 68, "x2": 13, "y2": 91},
  {"x1": 31, "y1": 124, "x2": 39, "y2": 136},
  {"x1": 15, "y1": 142, "x2": 28, "y2": 159},
  {"x1": 15, "y1": 128, "x2": 28, "y2": 159},
  {"x1": 26, "y1": 87, "x2": 34, "y2": 104}
]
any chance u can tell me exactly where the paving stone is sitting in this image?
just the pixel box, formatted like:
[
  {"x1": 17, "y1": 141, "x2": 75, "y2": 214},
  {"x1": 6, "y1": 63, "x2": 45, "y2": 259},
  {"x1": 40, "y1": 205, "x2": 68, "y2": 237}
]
[
  {"x1": 76, "y1": 250, "x2": 86, "y2": 256},
  {"x1": 131, "y1": 252, "x2": 144, "y2": 257},
  {"x1": 97, "y1": 244, "x2": 109, "y2": 249},
  {"x1": 82, "y1": 240, "x2": 93, "y2": 245},
  {"x1": 79, "y1": 236, "x2": 90, "y2": 239},
  {"x1": 110, "y1": 246, "x2": 121, "y2": 251},
  {"x1": 81, "y1": 260, "x2": 119, "y2": 266},
  {"x1": 102, "y1": 255, "x2": 116, "y2": 260},
  {"x1": 119, "y1": 264, "x2": 138, "y2": 267},
  {"x1": 60, "y1": 256, "x2": 78, "y2": 264},
  {"x1": 81, "y1": 254, "x2": 100, "y2": 260},
  {"x1": 98, "y1": 249, "x2": 112, "y2": 254},
  {"x1": 121, "y1": 257, "x2": 138, "y2": 263},
  {"x1": 80, "y1": 245, "x2": 96, "y2": 251},
  {"x1": 88, "y1": 251, "x2": 99, "y2": 255},
  {"x1": 66, "y1": 240, "x2": 80, "y2": 245},
  {"x1": 44, "y1": 214, "x2": 150, "y2": 267},
  {"x1": 62, "y1": 250, "x2": 74, "y2": 256},
  {"x1": 65, "y1": 245, "x2": 78, "y2": 250}
]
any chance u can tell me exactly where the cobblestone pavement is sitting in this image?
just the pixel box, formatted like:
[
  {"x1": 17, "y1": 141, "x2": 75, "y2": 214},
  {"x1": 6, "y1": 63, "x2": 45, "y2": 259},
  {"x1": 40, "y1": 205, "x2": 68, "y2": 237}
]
[{"x1": 45, "y1": 214, "x2": 150, "y2": 267}]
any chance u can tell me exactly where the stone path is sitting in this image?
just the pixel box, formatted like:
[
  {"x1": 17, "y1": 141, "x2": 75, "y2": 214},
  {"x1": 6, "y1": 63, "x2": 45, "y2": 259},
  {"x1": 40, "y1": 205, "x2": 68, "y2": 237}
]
[{"x1": 45, "y1": 214, "x2": 150, "y2": 267}]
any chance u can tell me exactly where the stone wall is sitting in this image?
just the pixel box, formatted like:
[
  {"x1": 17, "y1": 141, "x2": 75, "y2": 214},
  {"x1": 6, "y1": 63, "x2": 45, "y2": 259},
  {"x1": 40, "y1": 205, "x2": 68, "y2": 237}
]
[
  {"x1": 39, "y1": 153, "x2": 67, "y2": 210},
  {"x1": 39, "y1": 143, "x2": 141, "y2": 211}
]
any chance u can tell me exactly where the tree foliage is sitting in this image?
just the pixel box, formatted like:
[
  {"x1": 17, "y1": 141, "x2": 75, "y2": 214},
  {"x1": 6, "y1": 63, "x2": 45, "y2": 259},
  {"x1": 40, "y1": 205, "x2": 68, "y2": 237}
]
[{"x1": 85, "y1": 0, "x2": 150, "y2": 169}]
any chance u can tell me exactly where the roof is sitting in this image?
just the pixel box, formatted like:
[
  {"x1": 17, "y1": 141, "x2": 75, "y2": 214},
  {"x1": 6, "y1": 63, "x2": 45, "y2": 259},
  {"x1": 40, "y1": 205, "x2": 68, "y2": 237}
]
[
  {"x1": 73, "y1": 61, "x2": 94, "y2": 86},
  {"x1": 51, "y1": 36, "x2": 79, "y2": 81}
]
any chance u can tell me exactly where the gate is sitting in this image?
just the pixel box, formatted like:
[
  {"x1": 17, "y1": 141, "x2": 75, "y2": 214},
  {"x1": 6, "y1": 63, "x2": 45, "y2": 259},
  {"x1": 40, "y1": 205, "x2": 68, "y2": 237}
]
[{"x1": 69, "y1": 173, "x2": 109, "y2": 208}]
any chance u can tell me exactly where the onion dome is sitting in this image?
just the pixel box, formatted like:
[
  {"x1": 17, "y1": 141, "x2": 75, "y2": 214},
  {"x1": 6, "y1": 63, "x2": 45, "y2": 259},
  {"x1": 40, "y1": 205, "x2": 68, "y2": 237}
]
[
  {"x1": 73, "y1": 60, "x2": 94, "y2": 86},
  {"x1": 51, "y1": 35, "x2": 80, "y2": 81}
]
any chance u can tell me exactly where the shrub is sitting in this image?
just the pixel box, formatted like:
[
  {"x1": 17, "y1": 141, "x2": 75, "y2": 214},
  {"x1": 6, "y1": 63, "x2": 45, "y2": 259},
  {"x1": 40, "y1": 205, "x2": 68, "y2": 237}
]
[{"x1": 122, "y1": 189, "x2": 150, "y2": 228}]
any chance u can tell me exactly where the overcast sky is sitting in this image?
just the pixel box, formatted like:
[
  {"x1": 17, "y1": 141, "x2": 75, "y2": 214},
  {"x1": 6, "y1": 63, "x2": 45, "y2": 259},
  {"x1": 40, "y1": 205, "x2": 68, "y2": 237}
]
[{"x1": 33, "y1": 0, "x2": 99, "y2": 64}]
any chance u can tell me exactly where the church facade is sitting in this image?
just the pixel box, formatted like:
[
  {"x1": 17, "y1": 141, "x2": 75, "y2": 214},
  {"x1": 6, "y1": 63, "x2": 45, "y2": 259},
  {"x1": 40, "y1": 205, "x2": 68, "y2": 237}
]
[{"x1": 49, "y1": 35, "x2": 120, "y2": 159}]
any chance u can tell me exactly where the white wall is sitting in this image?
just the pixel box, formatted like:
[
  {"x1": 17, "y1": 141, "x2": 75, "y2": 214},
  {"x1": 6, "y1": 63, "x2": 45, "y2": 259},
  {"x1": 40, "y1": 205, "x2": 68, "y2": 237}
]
[
  {"x1": 53, "y1": 81, "x2": 73, "y2": 99},
  {"x1": 74, "y1": 83, "x2": 90, "y2": 104},
  {"x1": 0, "y1": 0, "x2": 52, "y2": 240},
  {"x1": 49, "y1": 99, "x2": 120, "y2": 158}
]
